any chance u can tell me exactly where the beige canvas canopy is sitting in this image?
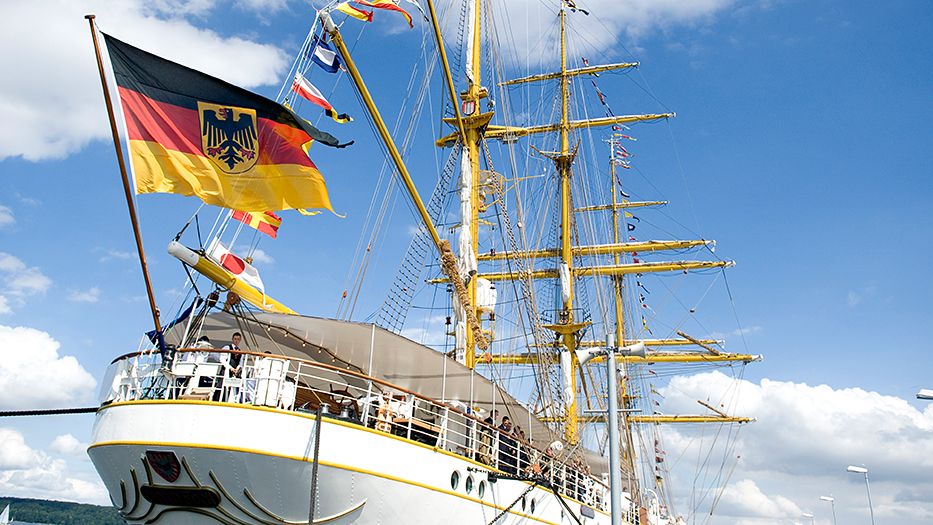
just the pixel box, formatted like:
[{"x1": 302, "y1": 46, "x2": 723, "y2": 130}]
[{"x1": 164, "y1": 310, "x2": 609, "y2": 475}]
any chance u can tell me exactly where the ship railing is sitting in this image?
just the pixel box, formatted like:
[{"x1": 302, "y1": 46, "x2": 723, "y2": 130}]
[{"x1": 102, "y1": 349, "x2": 610, "y2": 510}]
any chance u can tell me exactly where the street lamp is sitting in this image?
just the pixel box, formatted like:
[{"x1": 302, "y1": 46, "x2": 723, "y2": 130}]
[
  {"x1": 802, "y1": 512, "x2": 814, "y2": 525},
  {"x1": 918, "y1": 389, "x2": 933, "y2": 400},
  {"x1": 820, "y1": 496, "x2": 837, "y2": 525},
  {"x1": 847, "y1": 465, "x2": 876, "y2": 525}
]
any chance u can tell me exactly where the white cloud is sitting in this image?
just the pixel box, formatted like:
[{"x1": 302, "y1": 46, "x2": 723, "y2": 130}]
[
  {"x1": 67, "y1": 287, "x2": 101, "y2": 303},
  {"x1": 400, "y1": 314, "x2": 450, "y2": 348},
  {"x1": 0, "y1": 254, "x2": 52, "y2": 313},
  {"x1": 0, "y1": 428, "x2": 107, "y2": 503},
  {"x1": 0, "y1": 253, "x2": 25, "y2": 273},
  {"x1": 0, "y1": 205, "x2": 13, "y2": 228},
  {"x1": 0, "y1": 428, "x2": 44, "y2": 470},
  {"x1": 710, "y1": 326, "x2": 762, "y2": 340},
  {"x1": 848, "y1": 290, "x2": 861, "y2": 307},
  {"x1": 655, "y1": 371, "x2": 933, "y2": 523},
  {"x1": 47, "y1": 434, "x2": 91, "y2": 461},
  {"x1": 99, "y1": 249, "x2": 133, "y2": 262},
  {"x1": 247, "y1": 249, "x2": 274, "y2": 265},
  {"x1": 0, "y1": 326, "x2": 97, "y2": 409},
  {"x1": 716, "y1": 479, "x2": 802, "y2": 518},
  {"x1": 462, "y1": 0, "x2": 744, "y2": 69},
  {"x1": 0, "y1": 0, "x2": 753, "y2": 162},
  {"x1": 0, "y1": 0, "x2": 289, "y2": 162},
  {"x1": 5, "y1": 267, "x2": 53, "y2": 296},
  {"x1": 16, "y1": 194, "x2": 40, "y2": 206}
]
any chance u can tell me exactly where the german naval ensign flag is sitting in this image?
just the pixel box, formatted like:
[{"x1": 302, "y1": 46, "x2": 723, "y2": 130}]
[{"x1": 103, "y1": 34, "x2": 349, "y2": 213}]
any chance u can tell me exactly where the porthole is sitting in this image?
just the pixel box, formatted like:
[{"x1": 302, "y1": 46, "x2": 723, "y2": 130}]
[
  {"x1": 521, "y1": 495, "x2": 527, "y2": 511},
  {"x1": 478, "y1": 480, "x2": 486, "y2": 499},
  {"x1": 466, "y1": 475, "x2": 474, "y2": 494},
  {"x1": 530, "y1": 498, "x2": 536, "y2": 514},
  {"x1": 450, "y1": 471, "x2": 460, "y2": 490}
]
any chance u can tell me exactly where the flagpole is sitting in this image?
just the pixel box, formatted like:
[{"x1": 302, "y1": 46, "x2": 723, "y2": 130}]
[{"x1": 85, "y1": 15, "x2": 164, "y2": 348}]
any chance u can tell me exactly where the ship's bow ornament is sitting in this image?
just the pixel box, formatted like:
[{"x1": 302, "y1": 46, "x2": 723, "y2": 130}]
[{"x1": 145, "y1": 450, "x2": 180, "y2": 483}]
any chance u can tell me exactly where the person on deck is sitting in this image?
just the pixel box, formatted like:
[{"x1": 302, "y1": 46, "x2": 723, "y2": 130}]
[
  {"x1": 498, "y1": 416, "x2": 517, "y2": 474},
  {"x1": 215, "y1": 332, "x2": 244, "y2": 402},
  {"x1": 516, "y1": 426, "x2": 530, "y2": 473},
  {"x1": 221, "y1": 332, "x2": 243, "y2": 377},
  {"x1": 479, "y1": 409, "x2": 498, "y2": 464}
]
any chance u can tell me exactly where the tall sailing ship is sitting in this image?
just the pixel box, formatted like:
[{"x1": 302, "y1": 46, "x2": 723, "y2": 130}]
[{"x1": 86, "y1": 1, "x2": 760, "y2": 525}]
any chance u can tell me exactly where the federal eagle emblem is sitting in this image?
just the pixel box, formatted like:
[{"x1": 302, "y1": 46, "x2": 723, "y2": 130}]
[
  {"x1": 145, "y1": 450, "x2": 180, "y2": 483},
  {"x1": 198, "y1": 102, "x2": 259, "y2": 174}
]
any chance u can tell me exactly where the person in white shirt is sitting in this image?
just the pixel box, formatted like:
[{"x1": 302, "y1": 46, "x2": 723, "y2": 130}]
[{"x1": 221, "y1": 332, "x2": 243, "y2": 377}]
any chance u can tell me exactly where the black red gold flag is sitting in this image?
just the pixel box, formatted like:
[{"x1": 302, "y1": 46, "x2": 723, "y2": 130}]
[{"x1": 103, "y1": 34, "x2": 351, "y2": 212}]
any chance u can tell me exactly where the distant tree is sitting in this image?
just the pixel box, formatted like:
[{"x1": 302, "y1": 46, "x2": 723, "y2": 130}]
[{"x1": 0, "y1": 497, "x2": 122, "y2": 525}]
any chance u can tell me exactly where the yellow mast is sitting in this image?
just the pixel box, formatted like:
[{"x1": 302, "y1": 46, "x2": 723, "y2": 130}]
[
  {"x1": 461, "y1": 0, "x2": 484, "y2": 370},
  {"x1": 419, "y1": 2, "x2": 741, "y2": 445},
  {"x1": 556, "y1": 9, "x2": 583, "y2": 443}
]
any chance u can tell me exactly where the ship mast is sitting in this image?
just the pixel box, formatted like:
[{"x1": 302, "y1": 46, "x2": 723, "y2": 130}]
[
  {"x1": 454, "y1": 0, "x2": 485, "y2": 369},
  {"x1": 545, "y1": 8, "x2": 588, "y2": 444},
  {"x1": 607, "y1": 136, "x2": 640, "y2": 486}
]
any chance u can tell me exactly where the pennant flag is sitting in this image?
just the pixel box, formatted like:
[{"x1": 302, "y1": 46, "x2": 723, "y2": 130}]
[
  {"x1": 233, "y1": 210, "x2": 282, "y2": 239},
  {"x1": 561, "y1": 0, "x2": 590, "y2": 15},
  {"x1": 642, "y1": 316, "x2": 654, "y2": 336},
  {"x1": 146, "y1": 296, "x2": 203, "y2": 343},
  {"x1": 591, "y1": 81, "x2": 605, "y2": 104},
  {"x1": 356, "y1": 0, "x2": 413, "y2": 28},
  {"x1": 291, "y1": 73, "x2": 352, "y2": 123},
  {"x1": 208, "y1": 240, "x2": 264, "y2": 292},
  {"x1": 103, "y1": 34, "x2": 347, "y2": 213},
  {"x1": 627, "y1": 224, "x2": 636, "y2": 231},
  {"x1": 337, "y1": 1, "x2": 374, "y2": 21},
  {"x1": 308, "y1": 34, "x2": 343, "y2": 73},
  {"x1": 581, "y1": 57, "x2": 599, "y2": 76},
  {"x1": 401, "y1": 0, "x2": 428, "y2": 21}
]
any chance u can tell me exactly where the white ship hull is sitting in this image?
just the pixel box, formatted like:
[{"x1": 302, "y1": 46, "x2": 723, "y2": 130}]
[{"x1": 90, "y1": 400, "x2": 612, "y2": 525}]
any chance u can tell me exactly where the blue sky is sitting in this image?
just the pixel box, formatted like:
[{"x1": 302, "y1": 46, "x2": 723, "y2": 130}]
[{"x1": 0, "y1": 0, "x2": 931, "y2": 523}]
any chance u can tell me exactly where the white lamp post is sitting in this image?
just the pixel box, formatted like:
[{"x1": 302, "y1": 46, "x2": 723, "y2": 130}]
[
  {"x1": 602, "y1": 335, "x2": 645, "y2": 525},
  {"x1": 847, "y1": 465, "x2": 875, "y2": 525},
  {"x1": 918, "y1": 389, "x2": 933, "y2": 400},
  {"x1": 802, "y1": 512, "x2": 814, "y2": 525},
  {"x1": 820, "y1": 496, "x2": 837, "y2": 525}
]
